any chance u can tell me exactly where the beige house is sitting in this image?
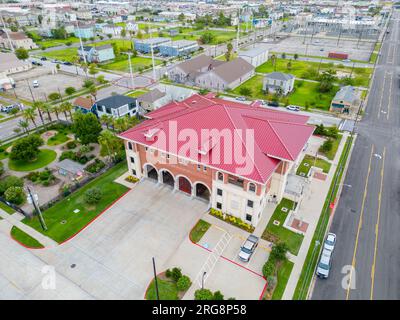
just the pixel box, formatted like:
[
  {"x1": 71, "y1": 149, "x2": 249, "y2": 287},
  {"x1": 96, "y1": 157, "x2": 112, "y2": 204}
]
[
  {"x1": 330, "y1": 86, "x2": 361, "y2": 114},
  {"x1": 0, "y1": 31, "x2": 38, "y2": 50}
]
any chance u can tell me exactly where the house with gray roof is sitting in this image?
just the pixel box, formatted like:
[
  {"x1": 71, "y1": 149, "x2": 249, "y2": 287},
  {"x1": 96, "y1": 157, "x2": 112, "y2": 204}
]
[
  {"x1": 330, "y1": 86, "x2": 361, "y2": 114},
  {"x1": 78, "y1": 44, "x2": 115, "y2": 63},
  {"x1": 137, "y1": 89, "x2": 169, "y2": 112},
  {"x1": 263, "y1": 72, "x2": 295, "y2": 95},
  {"x1": 238, "y1": 46, "x2": 269, "y2": 67},
  {"x1": 94, "y1": 95, "x2": 138, "y2": 118}
]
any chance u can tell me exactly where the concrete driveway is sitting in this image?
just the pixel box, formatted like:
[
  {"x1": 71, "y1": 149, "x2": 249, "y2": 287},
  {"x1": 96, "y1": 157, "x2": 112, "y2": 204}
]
[{"x1": 1, "y1": 179, "x2": 208, "y2": 299}]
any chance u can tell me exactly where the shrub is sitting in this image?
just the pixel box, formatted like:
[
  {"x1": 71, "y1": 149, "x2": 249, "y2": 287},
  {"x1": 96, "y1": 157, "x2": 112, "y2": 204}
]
[
  {"x1": 59, "y1": 151, "x2": 75, "y2": 161},
  {"x1": 194, "y1": 289, "x2": 214, "y2": 300},
  {"x1": 85, "y1": 159, "x2": 105, "y2": 174},
  {"x1": 65, "y1": 87, "x2": 76, "y2": 95},
  {"x1": 0, "y1": 176, "x2": 24, "y2": 196},
  {"x1": 125, "y1": 175, "x2": 139, "y2": 183},
  {"x1": 0, "y1": 162, "x2": 4, "y2": 176},
  {"x1": 48, "y1": 92, "x2": 61, "y2": 101},
  {"x1": 10, "y1": 135, "x2": 43, "y2": 161},
  {"x1": 270, "y1": 242, "x2": 289, "y2": 262},
  {"x1": 262, "y1": 259, "x2": 276, "y2": 278},
  {"x1": 84, "y1": 187, "x2": 102, "y2": 204},
  {"x1": 165, "y1": 269, "x2": 172, "y2": 278},
  {"x1": 66, "y1": 140, "x2": 77, "y2": 149},
  {"x1": 4, "y1": 186, "x2": 25, "y2": 205},
  {"x1": 213, "y1": 290, "x2": 224, "y2": 300},
  {"x1": 171, "y1": 267, "x2": 183, "y2": 282},
  {"x1": 177, "y1": 275, "x2": 192, "y2": 292},
  {"x1": 320, "y1": 139, "x2": 333, "y2": 153},
  {"x1": 239, "y1": 87, "x2": 252, "y2": 96}
]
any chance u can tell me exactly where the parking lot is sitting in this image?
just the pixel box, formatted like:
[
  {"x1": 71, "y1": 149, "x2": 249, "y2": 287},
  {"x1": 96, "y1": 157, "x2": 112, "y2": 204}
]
[
  {"x1": 262, "y1": 35, "x2": 375, "y2": 61},
  {"x1": 13, "y1": 67, "x2": 85, "y2": 102}
]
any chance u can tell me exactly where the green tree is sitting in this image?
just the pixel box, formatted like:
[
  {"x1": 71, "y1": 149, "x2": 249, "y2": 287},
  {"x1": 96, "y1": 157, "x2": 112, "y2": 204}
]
[
  {"x1": 199, "y1": 32, "x2": 215, "y2": 44},
  {"x1": 65, "y1": 87, "x2": 76, "y2": 95},
  {"x1": 0, "y1": 176, "x2": 23, "y2": 196},
  {"x1": 98, "y1": 129, "x2": 121, "y2": 162},
  {"x1": 84, "y1": 187, "x2": 102, "y2": 204},
  {"x1": 239, "y1": 87, "x2": 252, "y2": 96},
  {"x1": 225, "y1": 42, "x2": 233, "y2": 61},
  {"x1": 270, "y1": 242, "x2": 289, "y2": 262},
  {"x1": 22, "y1": 107, "x2": 37, "y2": 128},
  {"x1": 88, "y1": 63, "x2": 98, "y2": 78},
  {"x1": 60, "y1": 102, "x2": 73, "y2": 121},
  {"x1": 194, "y1": 289, "x2": 214, "y2": 300},
  {"x1": 213, "y1": 290, "x2": 224, "y2": 300},
  {"x1": 294, "y1": 53, "x2": 299, "y2": 60},
  {"x1": 9, "y1": 135, "x2": 43, "y2": 161},
  {"x1": 4, "y1": 186, "x2": 25, "y2": 205},
  {"x1": 15, "y1": 47, "x2": 28, "y2": 60},
  {"x1": 72, "y1": 112, "x2": 102, "y2": 145},
  {"x1": 177, "y1": 275, "x2": 192, "y2": 291},
  {"x1": 48, "y1": 92, "x2": 61, "y2": 101}
]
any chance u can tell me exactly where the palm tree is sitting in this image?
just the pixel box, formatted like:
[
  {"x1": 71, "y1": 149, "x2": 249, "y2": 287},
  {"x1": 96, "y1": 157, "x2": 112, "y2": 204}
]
[
  {"x1": 52, "y1": 105, "x2": 60, "y2": 121},
  {"x1": 22, "y1": 107, "x2": 37, "y2": 128},
  {"x1": 32, "y1": 101, "x2": 46, "y2": 127},
  {"x1": 60, "y1": 102, "x2": 73, "y2": 122},
  {"x1": 41, "y1": 103, "x2": 53, "y2": 122},
  {"x1": 98, "y1": 129, "x2": 119, "y2": 162},
  {"x1": 18, "y1": 120, "x2": 29, "y2": 135},
  {"x1": 89, "y1": 85, "x2": 98, "y2": 101},
  {"x1": 73, "y1": 56, "x2": 80, "y2": 75},
  {"x1": 100, "y1": 114, "x2": 112, "y2": 129}
]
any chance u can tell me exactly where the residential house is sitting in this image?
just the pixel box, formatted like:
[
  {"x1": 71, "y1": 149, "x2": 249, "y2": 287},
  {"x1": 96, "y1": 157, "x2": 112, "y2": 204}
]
[
  {"x1": 137, "y1": 89, "x2": 170, "y2": 112},
  {"x1": 118, "y1": 94, "x2": 315, "y2": 227},
  {"x1": 73, "y1": 96, "x2": 95, "y2": 114},
  {"x1": 330, "y1": 85, "x2": 361, "y2": 113},
  {"x1": 263, "y1": 72, "x2": 295, "y2": 95},
  {"x1": 95, "y1": 95, "x2": 138, "y2": 118},
  {"x1": 238, "y1": 46, "x2": 269, "y2": 67},
  {"x1": 133, "y1": 37, "x2": 171, "y2": 53},
  {"x1": 126, "y1": 22, "x2": 139, "y2": 33},
  {"x1": 194, "y1": 58, "x2": 255, "y2": 91},
  {"x1": 78, "y1": 44, "x2": 115, "y2": 63},
  {"x1": 74, "y1": 25, "x2": 95, "y2": 39},
  {"x1": 158, "y1": 40, "x2": 199, "y2": 57},
  {"x1": 0, "y1": 31, "x2": 38, "y2": 50},
  {"x1": 101, "y1": 24, "x2": 123, "y2": 36},
  {"x1": 0, "y1": 52, "x2": 32, "y2": 90},
  {"x1": 76, "y1": 11, "x2": 93, "y2": 21}
]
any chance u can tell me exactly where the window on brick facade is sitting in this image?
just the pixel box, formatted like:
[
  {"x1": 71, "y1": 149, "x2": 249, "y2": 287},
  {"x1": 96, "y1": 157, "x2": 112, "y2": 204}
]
[
  {"x1": 217, "y1": 189, "x2": 222, "y2": 196},
  {"x1": 203, "y1": 165, "x2": 207, "y2": 172},
  {"x1": 249, "y1": 183, "x2": 256, "y2": 193},
  {"x1": 130, "y1": 157, "x2": 135, "y2": 163},
  {"x1": 128, "y1": 142, "x2": 133, "y2": 150},
  {"x1": 246, "y1": 214, "x2": 252, "y2": 222},
  {"x1": 216, "y1": 202, "x2": 222, "y2": 210},
  {"x1": 197, "y1": 164, "x2": 201, "y2": 171},
  {"x1": 132, "y1": 169, "x2": 136, "y2": 175},
  {"x1": 217, "y1": 172, "x2": 223, "y2": 181},
  {"x1": 247, "y1": 200, "x2": 254, "y2": 208}
]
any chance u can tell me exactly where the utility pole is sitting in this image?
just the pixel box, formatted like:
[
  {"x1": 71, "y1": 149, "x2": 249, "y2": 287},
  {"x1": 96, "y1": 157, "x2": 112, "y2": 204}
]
[
  {"x1": 0, "y1": 12, "x2": 14, "y2": 52},
  {"x1": 26, "y1": 80, "x2": 35, "y2": 103},
  {"x1": 152, "y1": 257, "x2": 160, "y2": 300},
  {"x1": 122, "y1": 51, "x2": 135, "y2": 89},
  {"x1": 148, "y1": 32, "x2": 156, "y2": 81},
  {"x1": 75, "y1": 21, "x2": 87, "y2": 65},
  {"x1": 27, "y1": 186, "x2": 47, "y2": 231},
  {"x1": 236, "y1": 8, "x2": 241, "y2": 52}
]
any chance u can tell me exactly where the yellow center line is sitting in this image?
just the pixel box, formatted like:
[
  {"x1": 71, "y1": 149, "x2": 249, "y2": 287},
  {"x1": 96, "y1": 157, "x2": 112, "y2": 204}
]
[
  {"x1": 346, "y1": 145, "x2": 374, "y2": 300},
  {"x1": 370, "y1": 147, "x2": 386, "y2": 300}
]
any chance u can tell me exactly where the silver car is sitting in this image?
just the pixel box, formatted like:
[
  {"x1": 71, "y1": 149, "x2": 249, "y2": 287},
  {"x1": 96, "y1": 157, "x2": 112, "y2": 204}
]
[
  {"x1": 238, "y1": 235, "x2": 259, "y2": 262},
  {"x1": 316, "y1": 249, "x2": 332, "y2": 279},
  {"x1": 324, "y1": 233, "x2": 336, "y2": 252}
]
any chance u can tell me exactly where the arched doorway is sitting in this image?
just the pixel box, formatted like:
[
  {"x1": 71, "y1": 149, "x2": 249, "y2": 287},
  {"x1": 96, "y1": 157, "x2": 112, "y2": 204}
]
[
  {"x1": 195, "y1": 183, "x2": 211, "y2": 202},
  {"x1": 162, "y1": 170, "x2": 174, "y2": 187},
  {"x1": 145, "y1": 164, "x2": 158, "y2": 181},
  {"x1": 178, "y1": 176, "x2": 192, "y2": 195}
]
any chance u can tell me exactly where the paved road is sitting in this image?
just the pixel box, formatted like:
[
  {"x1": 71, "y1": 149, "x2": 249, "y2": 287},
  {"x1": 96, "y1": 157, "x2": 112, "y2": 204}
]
[{"x1": 311, "y1": 9, "x2": 400, "y2": 300}]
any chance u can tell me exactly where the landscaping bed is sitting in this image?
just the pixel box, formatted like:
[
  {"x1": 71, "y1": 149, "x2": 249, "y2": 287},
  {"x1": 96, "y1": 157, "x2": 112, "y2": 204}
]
[
  {"x1": 262, "y1": 198, "x2": 303, "y2": 256},
  {"x1": 10, "y1": 226, "x2": 44, "y2": 249},
  {"x1": 47, "y1": 131, "x2": 71, "y2": 146},
  {"x1": 13, "y1": 162, "x2": 128, "y2": 244},
  {"x1": 190, "y1": 219, "x2": 211, "y2": 243},
  {"x1": 296, "y1": 155, "x2": 331, "y2": 177},
  {"x1": 209, "y1": 208, "x2": 254, "y2": 233}
]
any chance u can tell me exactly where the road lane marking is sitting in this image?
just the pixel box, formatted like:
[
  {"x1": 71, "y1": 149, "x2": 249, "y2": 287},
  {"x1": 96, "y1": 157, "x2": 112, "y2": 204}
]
[
  {"x1": 377, "y1": 72, "x2": 387, "y2": 119},
  {"x1": 386, "y1": 73, "x2": 393, "y2": 120},
  {"x1": 370, "y1": 147, "x2": 386, "y2": 300},
  {"x1": 346, "y1": 145, "x2": 374, "y2": 300}
]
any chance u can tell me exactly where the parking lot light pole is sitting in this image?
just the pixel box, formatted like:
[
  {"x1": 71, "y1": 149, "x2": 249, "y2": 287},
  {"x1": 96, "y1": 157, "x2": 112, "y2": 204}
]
[
  {"x1": 26, "y1": 186, "x2": 47, "y2": 231},
  {"x1": 201, "y1": 271, "x2": 207, "y2": 289},
  {"x1": 152, "y1": 257, "x2": 160, "y2": 300}
]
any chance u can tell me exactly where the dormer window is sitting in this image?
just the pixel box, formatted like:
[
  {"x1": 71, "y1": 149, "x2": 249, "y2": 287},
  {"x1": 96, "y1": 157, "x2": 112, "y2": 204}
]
[{"x1": 144, "y1": 128, "x2": 160, "y2": 141}]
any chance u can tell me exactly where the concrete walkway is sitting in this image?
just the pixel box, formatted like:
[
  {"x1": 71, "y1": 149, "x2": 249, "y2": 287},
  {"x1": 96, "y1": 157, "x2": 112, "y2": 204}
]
[
  {"x1": 0, "y1": 209, "x2": 57, "y2": 248},
  {"x1": 282, "y1": 132, "x2": 350, "y2": 299}
]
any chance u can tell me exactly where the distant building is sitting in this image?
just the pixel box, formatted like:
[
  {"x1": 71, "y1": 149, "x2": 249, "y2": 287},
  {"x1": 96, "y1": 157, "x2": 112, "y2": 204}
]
[
  {"x1": 126, "y1": 22, "x2": 138, "y2": 33},
  {"x1": 101, "y1": 24, "x2": 123, "y2": 36},
  {"x1": 158, "y1": 40, "x2": 198, "y2": 57},
  {"x1": 330, "y1": 86, "x2": 361, "y2": 113},
  {"x1": 133, "y1": 37, "x2": 171, "y2": 53},
  {"x1": 263, "y1": 72, "x2": 295, "y2": 95},
  {"x1": 238, "y1": 46, "x2": 269, "y2": 67},
  {"x1": 0, "y1": 30, "x2": 38, "y2": 50},
  {"x1": 95, "y1": 95, "x2": 138, "y2": 118},
  {"x1": 74, "y1": 25, "x2": 95, "y2": 39},
  {"x1": 78, "y1": 44, "x2": 115, "y2": 63},
  {"x1": 0, "y1": 52, "x2": 32, "y2": 91},
  {"x1": 137, "y1": 89, "x2": 169, "y2": 112}
]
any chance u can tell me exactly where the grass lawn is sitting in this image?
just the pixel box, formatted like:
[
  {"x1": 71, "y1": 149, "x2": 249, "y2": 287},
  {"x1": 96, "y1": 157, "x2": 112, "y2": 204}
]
[
  {"x1": 272, "y1": 259, "x2": 294, "y2": 300},
  {"x1": 198, "y1": 30, "x2": 237, "y2": 44},
  {"x1": 41, "y1": 48, "x2": 78, "y2": 63},
  {"x1": 100, "y1": 56, "x2": 161, "y2": 72},
  {"x1": 35, "y1": 37, "x2": 80, "y2": 49},
  {"x1": 15, "y1": 162, "x2": 128, "y2": 244},
  {"x1": 145, "y1": 276, "x2": 179, "y2": 300},
  {"x1": 296, "y1": 154, "x2": 332, "y2": 177},
  {"x1": 47, "y1": 131, "x2": 71, "y2": 146},
  {"x1": 256, "y1": 58, "x2": 372, "y2": 87},
  {"x1": 293, "y1": 136, "x2": 353, "y2": 299},
  {"x1": 262, "y1": 198, "x2": 304, "y2": 256},
  {"x1": 8, "y1": 149, "x2": 57, "y2": 172},
  {"x1": 190, "y1": 219, "x2": 211, "y2": 243},
  {"x1": 0, "y1": 201, "x2": 15, "y2": 214},
  {"x1": 125, "y1": 89, "x2": 149, "y2": 98},
  {"x1": 92, "y1": 39, "x2": 133, "y2": 51},
  {"x1": 232, "y1": 76, "x2": 338, "y2": 110},
  {"x1": 0, "y1": 141, "x2": 13, "y2": 160},
  {"x1": 319, "y1": 135, "x2": 343, "y2": 161},
  {"x1": 10, "y1": 226, "x2": 44, "y2": 248}
]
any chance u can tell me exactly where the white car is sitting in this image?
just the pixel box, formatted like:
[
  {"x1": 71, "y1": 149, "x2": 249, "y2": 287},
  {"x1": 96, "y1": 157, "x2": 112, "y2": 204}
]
[
  {"x1": 316, "y1": 249, "x2": 332, "y2": 279},
  {"x1": 324, "y1": 233, "x2": 336, "y2": 252},
  {"x1": 32, "y1": 80, "x2": 39, "y2": 88},
  {"x1": 286, "y1": 105, "x2": 300, "y2": 111},
  {"x1": 238, "y1": 235, "x2": 259, "y2": 262}
]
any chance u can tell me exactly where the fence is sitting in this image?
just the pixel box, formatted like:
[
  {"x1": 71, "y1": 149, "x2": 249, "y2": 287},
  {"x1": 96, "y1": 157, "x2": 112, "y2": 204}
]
[{"x1": 0, "y1": 196, "x2": 31, "y2": 218}]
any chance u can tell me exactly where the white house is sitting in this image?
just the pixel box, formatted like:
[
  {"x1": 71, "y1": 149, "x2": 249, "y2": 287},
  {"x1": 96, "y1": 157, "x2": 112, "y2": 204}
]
[
  {"x1": 263, "y1": 72, "x2": 295, "y2": 95},
  {"x1": 238, "y1": 46, "x2": 269, "y2": 67},
  {"x1": 101, "y1": 24, "x2": 123, "y2": 36}
]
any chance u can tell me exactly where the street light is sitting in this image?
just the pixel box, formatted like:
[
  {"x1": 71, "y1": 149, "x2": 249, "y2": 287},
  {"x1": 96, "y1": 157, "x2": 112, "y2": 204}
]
[
  {"x1": 26, "y1": 186, "x2": 47, "y2": 231},
  {"x1": 152, "y1": 257, "x2": 160, "y2": 300},
  {"x1": 201, "y1": 271, "x2": 207, "y2": 289},
  {"x1": 121, "y1": 51, "x2": 135, "y2": 90}
]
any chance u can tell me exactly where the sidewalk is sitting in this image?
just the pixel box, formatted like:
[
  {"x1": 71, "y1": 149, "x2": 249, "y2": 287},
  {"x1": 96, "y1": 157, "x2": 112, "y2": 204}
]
[
  {"x1": 282, "y1": 132, "x2": 349, "y2": 299},
  {"x1": 0, "y1": 209, "x2": 57, "y2": 248}
]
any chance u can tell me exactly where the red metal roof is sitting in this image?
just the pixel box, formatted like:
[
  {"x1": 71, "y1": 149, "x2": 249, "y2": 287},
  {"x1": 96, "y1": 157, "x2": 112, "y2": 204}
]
[{"x1": 120, "y1": 94, "x2": 315, "y2": 184}]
